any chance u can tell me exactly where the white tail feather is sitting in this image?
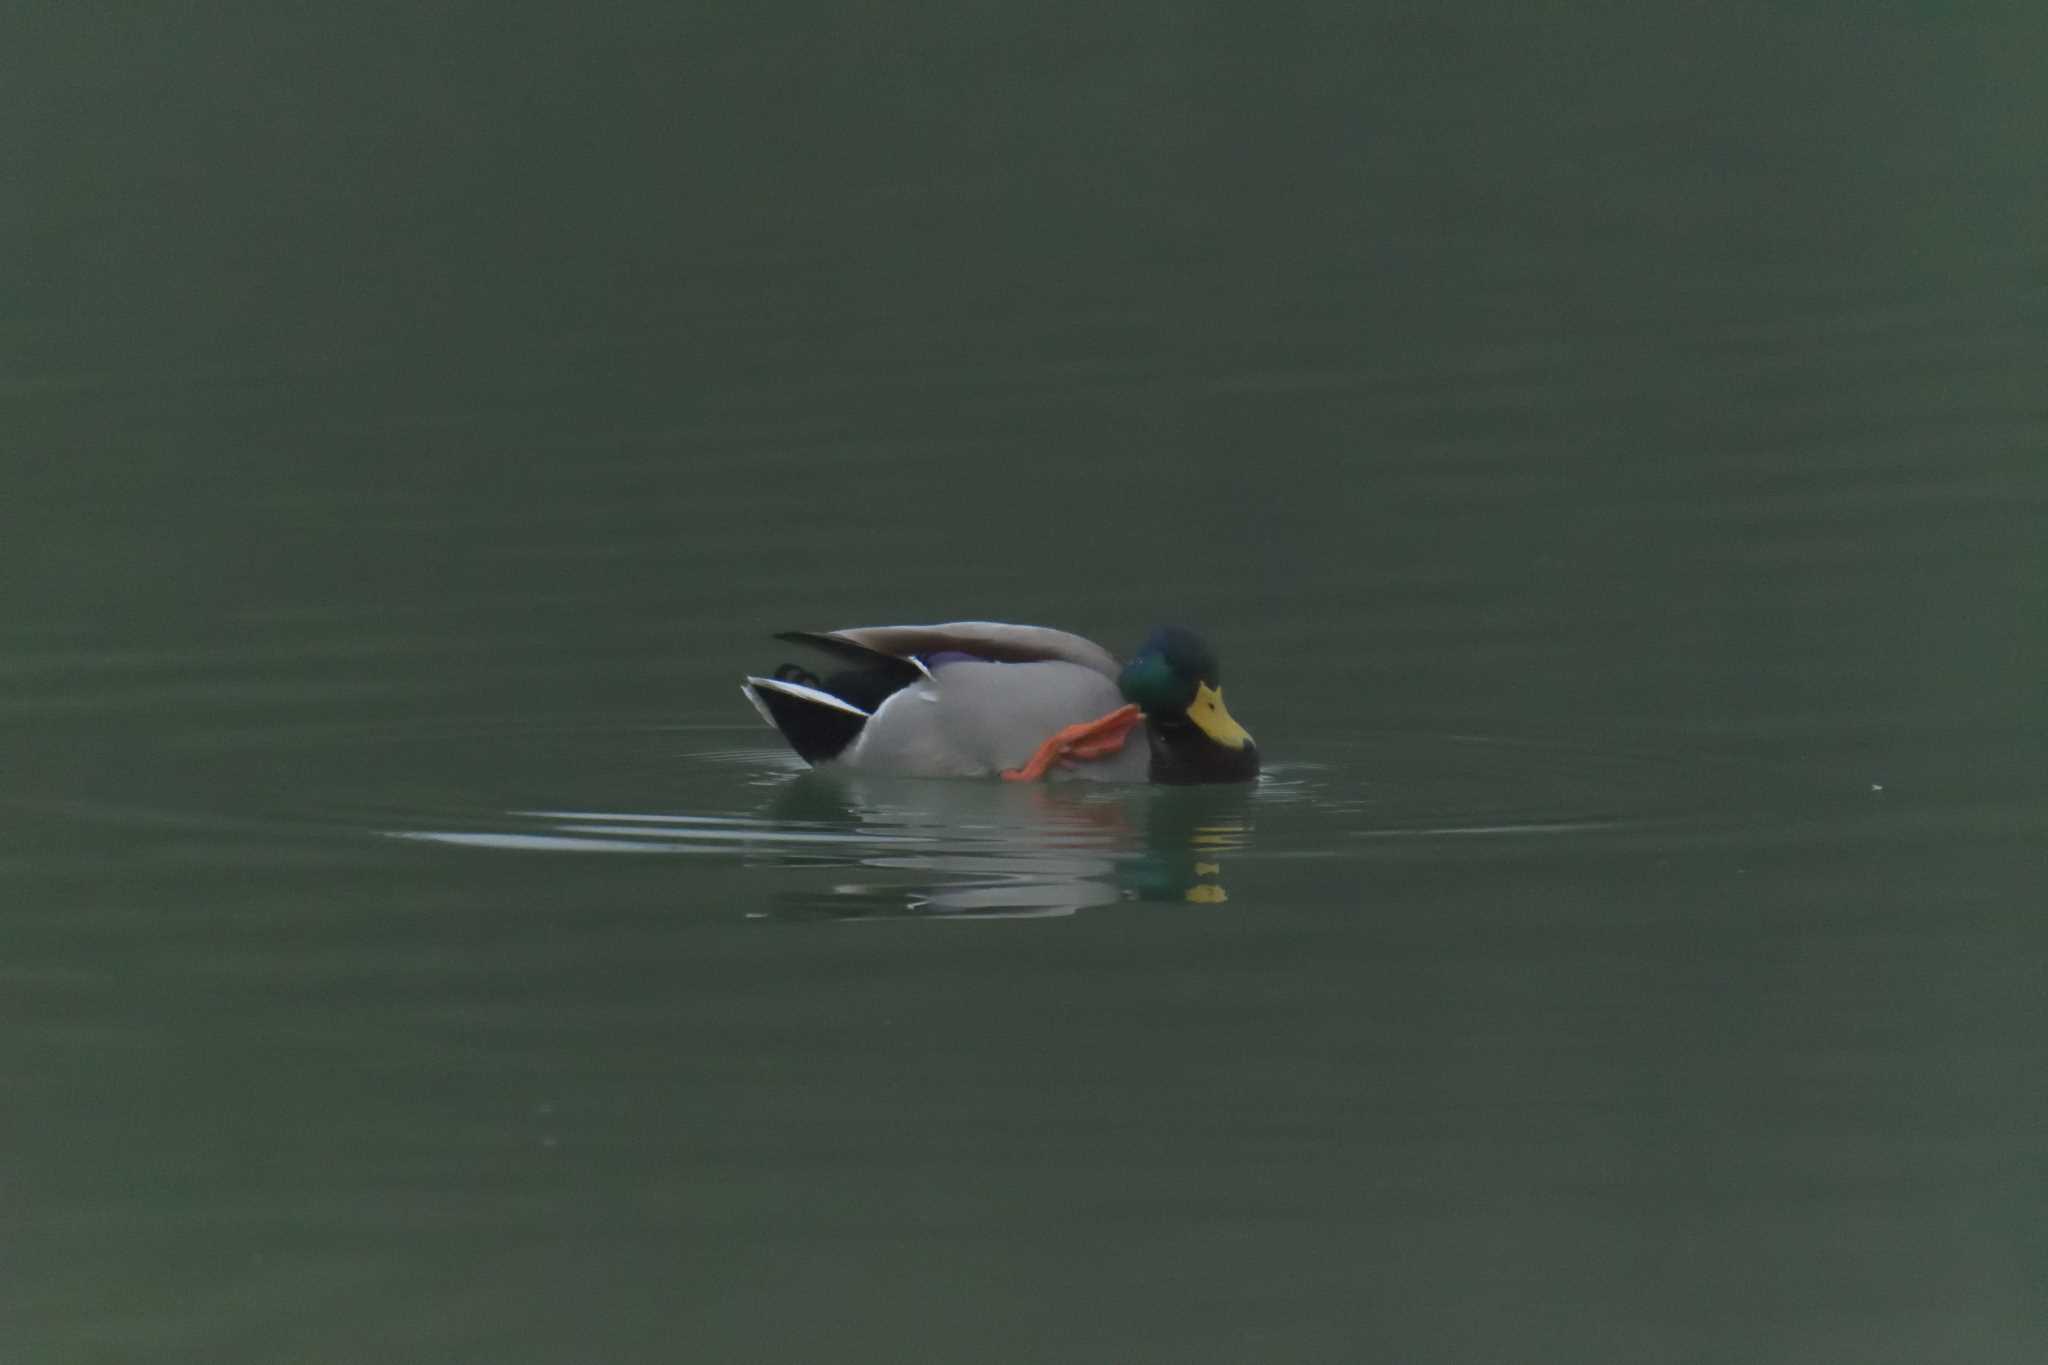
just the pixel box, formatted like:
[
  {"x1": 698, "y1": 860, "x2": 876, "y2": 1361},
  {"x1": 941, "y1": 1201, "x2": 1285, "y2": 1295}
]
[{"x1": 741, "y1": 675, "x2": 872, "y2": 719}]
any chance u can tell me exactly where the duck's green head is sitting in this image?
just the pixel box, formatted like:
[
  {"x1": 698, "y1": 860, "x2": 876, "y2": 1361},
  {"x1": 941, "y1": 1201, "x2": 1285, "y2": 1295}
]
[{"x1": 1118, "y1": 626, "x2": 1259, "y2": 783}]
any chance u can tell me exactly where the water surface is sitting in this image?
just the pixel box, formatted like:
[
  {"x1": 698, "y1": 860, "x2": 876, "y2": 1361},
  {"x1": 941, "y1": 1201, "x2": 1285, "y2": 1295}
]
[{"x1": 5, "y1": 4, "x2": 2045, "y2": 1361}]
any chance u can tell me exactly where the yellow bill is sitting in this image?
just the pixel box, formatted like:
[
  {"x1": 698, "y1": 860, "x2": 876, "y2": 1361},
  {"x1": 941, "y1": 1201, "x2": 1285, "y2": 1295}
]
[{"x1": 1185, "y1": 681, "x2": 1253, "y2": 749}]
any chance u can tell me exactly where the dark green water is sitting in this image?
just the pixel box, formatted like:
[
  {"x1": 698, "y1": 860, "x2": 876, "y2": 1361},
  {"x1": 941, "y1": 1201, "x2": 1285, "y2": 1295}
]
[{"x1": 6, "y1": 5, "x2": 2046, "y2": 1361}]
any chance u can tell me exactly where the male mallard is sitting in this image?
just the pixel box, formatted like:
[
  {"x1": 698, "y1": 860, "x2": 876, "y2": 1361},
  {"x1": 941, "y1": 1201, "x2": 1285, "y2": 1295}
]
[{"x1": 741, "y1": 622, "x2": 1258, "y2": 784}]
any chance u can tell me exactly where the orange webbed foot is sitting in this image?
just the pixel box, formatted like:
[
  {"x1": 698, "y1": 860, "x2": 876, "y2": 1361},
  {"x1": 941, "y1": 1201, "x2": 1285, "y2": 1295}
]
[{"x1": 1000, "y1": 704, "x2": 1144, "y2": 781}]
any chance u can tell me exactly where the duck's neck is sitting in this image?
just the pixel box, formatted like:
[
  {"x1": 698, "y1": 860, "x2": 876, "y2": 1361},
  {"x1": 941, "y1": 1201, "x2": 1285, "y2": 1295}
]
[{"x1": 1143, "y1": 718, "x2": 1259, "y2": 785}]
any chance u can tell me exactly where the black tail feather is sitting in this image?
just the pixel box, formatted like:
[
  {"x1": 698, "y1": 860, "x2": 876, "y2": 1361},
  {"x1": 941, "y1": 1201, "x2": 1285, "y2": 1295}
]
[
  {"x1": 743, "y1": 677, "x2": 869, "y2": 764},
  {"x1": 774, "y1": 632, "x2": 925, "y2": 713}
]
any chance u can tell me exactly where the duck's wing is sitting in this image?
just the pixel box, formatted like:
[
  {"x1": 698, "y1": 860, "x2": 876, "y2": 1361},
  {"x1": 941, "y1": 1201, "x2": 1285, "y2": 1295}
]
[
  {"x1": 752, "y1": 623, "x2": 1135, "y2": 778},
  {"x1": 850, "y1": 659, "x2": 1149, "y2": 781},
  {"x1": 771, "y1": 632, "x2": 932, "y2": 688},
  {"x1": 810, "y1": 622, "x2": 1122, "y2": 680}
]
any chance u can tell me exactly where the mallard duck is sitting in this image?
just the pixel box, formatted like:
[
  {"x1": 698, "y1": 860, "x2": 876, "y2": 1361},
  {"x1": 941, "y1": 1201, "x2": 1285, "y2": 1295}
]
[{"x1": 741, "y1": 622, "x2": 1258, "y2": 783}]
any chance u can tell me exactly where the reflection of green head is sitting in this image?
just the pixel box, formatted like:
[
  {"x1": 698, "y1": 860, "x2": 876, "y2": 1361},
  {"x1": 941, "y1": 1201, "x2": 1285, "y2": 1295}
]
[{"x1": 1116, "y1": 786, "x2": 1253, "y2": 903}]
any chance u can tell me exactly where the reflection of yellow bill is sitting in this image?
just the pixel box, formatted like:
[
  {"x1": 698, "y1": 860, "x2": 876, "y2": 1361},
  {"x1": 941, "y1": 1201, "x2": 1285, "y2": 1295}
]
[
  {"x1": 1194, "y1": 862, "x2": 1219, "y2": 875},
  {"x1": 1186, "y1": 884, "x2": 1228, "y2": 904}
]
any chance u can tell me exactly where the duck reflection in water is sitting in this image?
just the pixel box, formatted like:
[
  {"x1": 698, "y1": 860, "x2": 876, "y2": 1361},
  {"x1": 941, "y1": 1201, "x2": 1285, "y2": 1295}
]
[{"x1": 755, "y1": 771, "x2": 1255, "y2": 921}]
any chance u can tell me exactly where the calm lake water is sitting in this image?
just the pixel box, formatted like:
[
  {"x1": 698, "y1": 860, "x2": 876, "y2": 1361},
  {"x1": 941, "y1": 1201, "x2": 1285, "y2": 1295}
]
[{"x1": 6, "y1": 5, "x2": 2046, "y2": 1361}]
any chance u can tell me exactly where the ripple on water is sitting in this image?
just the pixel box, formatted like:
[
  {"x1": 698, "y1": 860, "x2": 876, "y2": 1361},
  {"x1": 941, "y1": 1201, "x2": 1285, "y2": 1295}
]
[{"x1": 374, "y1": 725, "x2": 1796, "y2": 920}]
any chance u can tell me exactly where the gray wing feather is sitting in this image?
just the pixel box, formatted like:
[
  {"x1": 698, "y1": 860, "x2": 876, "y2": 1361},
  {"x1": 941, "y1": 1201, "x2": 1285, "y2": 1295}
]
[
  {"x1": 825, "y1": 622, "x2": 1122, "y2": 680},
  {"x1": 845, "y1": 660, "x2": 1148, "y2": 781}
]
